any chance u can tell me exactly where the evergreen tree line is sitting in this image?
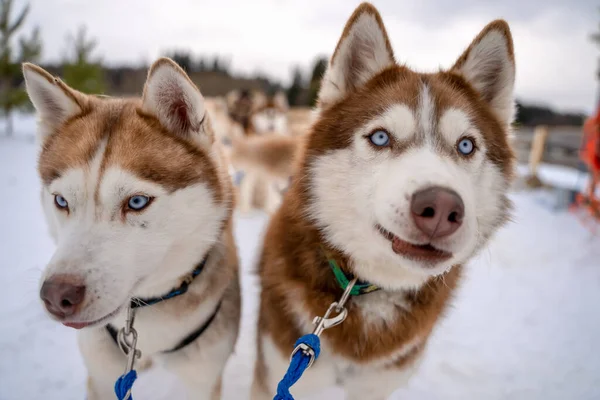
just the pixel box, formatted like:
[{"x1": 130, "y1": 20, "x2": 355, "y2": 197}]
[
  {"x1": 0, "y1": 0, "x2": 104, "y2": 135},
  {"x1": 0, "y1": 0, "x2": 593, "y2": 136}
]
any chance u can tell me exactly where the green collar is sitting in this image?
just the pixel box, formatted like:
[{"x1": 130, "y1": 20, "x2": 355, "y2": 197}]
[{"x1": 323, "y1": 248, "x2": 381, "y2": 296}]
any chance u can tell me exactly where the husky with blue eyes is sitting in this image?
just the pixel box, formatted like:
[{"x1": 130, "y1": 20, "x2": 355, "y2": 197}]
[
  {"x1": 253, "y1": 3, "x2": 516, "y2": 399},
  {"x1": 24, "y1": 58, "x2": 240, "y2": 399}
]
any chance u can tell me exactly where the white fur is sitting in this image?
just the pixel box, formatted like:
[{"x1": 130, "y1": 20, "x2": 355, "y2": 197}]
[
  {"x1": 40, "y1": 154, "x2": 231, "y2": 398},
  {"x1": 257, "y1": 13, "x2": 515, "y2": 400},
  {"x1": 256, "y1": 330, "x2": 421, "y2": 400},
  {"x1": 318, "y1": 12, "x2": 394, "y2": 108},
  {"x1": 30, "y1": 60, "x2": 237, "y2": 399},
  {"x1": 254, "y1": 335, "x2": 337, "y2": 399},
  {"x1": 367, "y1": 104, "x2": 415, "y2": 142},
  {"x1": 418, "y1": 85, "x2": 434, "y2": 141},
  {"x1": 22, "y1": 66, "x2": 81, "y2": 140},
  {"x1": 308, "y1": 84, "x2": 508, "y2": 289},
  {"x1": 438, "y1": 108, "x2": 474, "y2": 144},
  {"x1": 454, "y1": 30, "x2": 516, "y2": 124},
  {"x1": 41, "y1": 163, "x2": 226, "y2": 324},
  {"x1": 251, "y1": 108, "x2": 288, "y2": 135}
]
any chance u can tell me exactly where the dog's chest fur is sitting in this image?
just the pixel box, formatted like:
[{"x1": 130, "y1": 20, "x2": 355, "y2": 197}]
[{"x1": 257, "y1": 204, "x2": 462, "y2": 367}]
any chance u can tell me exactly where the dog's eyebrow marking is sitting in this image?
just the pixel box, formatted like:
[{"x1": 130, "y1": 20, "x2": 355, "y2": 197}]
[
  {"x1": 368, "y1": 104, "x2": 415, "y2": 142},
  {"x1": 418, "y1": 84, "x2": 435, "y2": 143},
  {"x1": 94, "y1": 105, "x2": 128, "y2": 205},
  {"x1": 438, "y1": 108, "x2": 472, "y2": 144}
]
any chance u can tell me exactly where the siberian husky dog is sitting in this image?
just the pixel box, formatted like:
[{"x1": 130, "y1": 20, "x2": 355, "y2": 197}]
[
  {"x1": 249, "y1": 91, "x2": 290, "y2": 136},
  {"x1": 227, "y1": 134, "x2": 304, "y2": 213},
  {"x1": 223, "y1": 90, "x2": 293, "y2": 213},
  {"x1": 24, "y1": 58, "x2": 240, "y2": 400},
  {"x1": 253, "y1": 3, "x2": 516, "y2": 399},
  {"x1": 226, "y1": 89, "x2": 290, "y2": 137}
]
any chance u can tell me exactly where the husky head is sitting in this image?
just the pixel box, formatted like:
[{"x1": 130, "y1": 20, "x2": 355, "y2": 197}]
[
  {"x1": 304, "y1": 3, "x2": 516, "y2": 289},
  {"x1": 24, "y1": 58, "x2": 232, "y2": 328},
  {"x1": 250, "y1": 91, "x2": 289, "y2": 134}
]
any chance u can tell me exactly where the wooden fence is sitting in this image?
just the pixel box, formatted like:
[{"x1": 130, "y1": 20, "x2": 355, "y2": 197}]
[{"x1": 513, "y1": 125, "x2": 584, "y2": 170}]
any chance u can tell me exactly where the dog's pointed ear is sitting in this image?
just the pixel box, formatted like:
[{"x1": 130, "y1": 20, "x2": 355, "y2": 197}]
[
  {"x1": 451, "y1": 20, "x2": 516, "y2": 125},
  {"x1": 22, "y1": 63, "x2": 84, "y2": 138},
  {"x1": 273, "y1": 91, "x2": 289, "y2": 112},
  {"x1": 142, "y1": 58, "x2": 212, "y2": 146},
  {"x1": 318, "y1": 3, "x2": 395, "y2": 109}
]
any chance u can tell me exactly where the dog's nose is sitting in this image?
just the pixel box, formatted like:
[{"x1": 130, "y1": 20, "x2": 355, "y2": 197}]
[
  {"x1": 40, "y1": 275, "x2": 86, "y2": 319},
  {"x1": 411, "y1": 187, "x2": 464, "y2": 240}
]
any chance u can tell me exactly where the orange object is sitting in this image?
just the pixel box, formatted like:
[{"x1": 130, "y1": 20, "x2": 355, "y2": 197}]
[{"x1": 581, "y1": 113, "x2": 600, "y2": 170}]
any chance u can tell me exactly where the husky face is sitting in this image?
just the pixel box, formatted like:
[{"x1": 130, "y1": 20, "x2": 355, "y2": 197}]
[
  {"x1": 251, "y1": 92, "x2": 289, "y2": 134},
  {"x1": 24, "y1": 59, "x2": 231, "y2": 328},
  {"x1": 252, "y1": 107, "x2": 287, "y2": 134},
  {"x1": 304, "y1": 8, "x2": 516, "y2": 289}
]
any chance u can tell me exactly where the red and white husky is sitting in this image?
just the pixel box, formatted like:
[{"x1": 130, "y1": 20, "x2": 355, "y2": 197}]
[
  {"x1": 24, "y1": 58, "x2": 240, "y2": 399},
  {"x1": 254, "y1": 3, "x2": 516, "y2": 399}
]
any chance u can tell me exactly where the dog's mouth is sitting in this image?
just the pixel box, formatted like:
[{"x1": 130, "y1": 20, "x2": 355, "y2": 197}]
[
  {"x1": 376, "y1": 224, "x2": 452, "y2": 264},
  {"x1": 62, "y1": 305, "x2": 122, "y2": 330}
]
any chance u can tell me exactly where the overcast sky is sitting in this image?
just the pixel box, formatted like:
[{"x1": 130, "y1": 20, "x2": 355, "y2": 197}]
[{"x1": 18, "y1": 0, "x2": 599, "y2": 113}]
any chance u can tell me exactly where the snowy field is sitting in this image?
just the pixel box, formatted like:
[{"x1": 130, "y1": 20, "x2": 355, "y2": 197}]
[{"x1": 1, "y1": 115, "x2": 599, "y2": 400}]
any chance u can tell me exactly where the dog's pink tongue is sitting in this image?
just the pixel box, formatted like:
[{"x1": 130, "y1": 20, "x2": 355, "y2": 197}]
[
  {"x1": 392, "y1": 237, "x2": 410, "y2": 255},
  {"x1": 63, "y1": 322, "x2": 88, "y2": 330}
]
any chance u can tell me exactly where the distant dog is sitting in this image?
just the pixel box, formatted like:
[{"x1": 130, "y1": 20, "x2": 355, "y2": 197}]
[
  {"x1": 221, "y1": 90, "x2": 295, "y2": 213},
  {"x1": 249, "y1": 91, "x2": 290, "y2": 135},
  {"x1": 226, "y1": 134, "x2": 304, "y2": 213},
  {"x1": 25, "y1": 58, "x2": 240, "y2": 400},
  {"x1": 253, "y1": 3, "x2": 516, "y2": 399},
  {"x1": 226, "y1": 89, "x2": 290, "y2": 137}
]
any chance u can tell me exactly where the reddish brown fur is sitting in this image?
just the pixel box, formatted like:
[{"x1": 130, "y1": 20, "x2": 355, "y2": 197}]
[
  {"x1": 258, "y1": 206, "x2": 462, "y2": 362},
  {"x1": 38, "y1": 96, "x2": 225, "y2": 203},
  {"x1": 256, "y1": 3, "x2": 515, "y2": 387},
  {"x1": 229, "y1": 134, "x2": 303, "y2": 179}
]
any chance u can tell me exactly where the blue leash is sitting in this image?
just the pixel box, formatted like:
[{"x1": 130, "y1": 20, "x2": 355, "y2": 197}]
[
  {"x1": 273, "y1": 278, "x2": 359, "y2": 400},
  {"x1": 274, "y1": 334, "x2": 321, "y2": 400},
  {"x1": 110, "y1": 257, "x2": 209, "y2": 399},
  {"x1": 115, "y1": 370, "x2": 137, "y2": 400}
]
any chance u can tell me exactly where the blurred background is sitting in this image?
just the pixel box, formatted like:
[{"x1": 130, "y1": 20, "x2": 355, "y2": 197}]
[{"x1": 1, "y1": 0, "x2": 599, "y2": 399}]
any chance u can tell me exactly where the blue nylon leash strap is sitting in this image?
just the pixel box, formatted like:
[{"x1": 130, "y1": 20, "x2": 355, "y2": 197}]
[
  {"x1": 273, "y1": 278, "x2": 358, "y2": 400},
  {"x1": 274, "y1": 334, "x2": 321, "y2": 400}
]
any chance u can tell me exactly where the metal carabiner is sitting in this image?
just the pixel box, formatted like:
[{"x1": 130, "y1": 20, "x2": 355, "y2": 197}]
[
  {"x1": 117, "y1": 304, "x2": 142, "y2": 374},
  {"x1": 312, "y1": 302, "x2": 348, "y2": 336}
]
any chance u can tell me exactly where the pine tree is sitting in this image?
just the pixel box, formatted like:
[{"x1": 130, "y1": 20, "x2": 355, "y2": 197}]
[
  {"x1": 167, "y1": 50, "x2": 193, "y2": 71},
  {"x1": 287, "y1": 67, "x2": 304, "y2": 107},
  {"x1": 0, "y1": 0, "x2": 41, "y2": 135},
  {"x1": 308, "y1": 57, "x2": 327, "y2": 106},
  {"x1": 62, "y1": 26, "x2": 105, "y2": 94}
]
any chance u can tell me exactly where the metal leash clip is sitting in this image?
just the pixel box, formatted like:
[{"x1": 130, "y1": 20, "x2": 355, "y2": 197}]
[
  {"x1": 291, "y1": 278, "x2": 357, "y2": 369},
  {"x1": 116, "y1": 304, "x2": 142, "y2": 375}
]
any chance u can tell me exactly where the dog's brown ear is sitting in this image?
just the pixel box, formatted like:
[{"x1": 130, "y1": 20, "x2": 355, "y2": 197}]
[
  {"x1": 23, "y1": 63, "x2": 84, "y2": 139},
  {"x1": 451, "y1": 20, "x2": 516, "y2": 125},
  {"x1": 318, "y1": 3, "x2": 395, "y2": 109},
  {"x1": 142, "y1": 58, "x2": 212, "y2": 146}
]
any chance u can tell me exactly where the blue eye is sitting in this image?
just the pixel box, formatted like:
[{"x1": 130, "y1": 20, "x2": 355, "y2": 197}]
[
  {"x1": 127, "y1": 195, "x2": 151, "y2": 211},
  {"x1": 54, "y1": 194, "x2": 68, "y2": 209},
  {"x1": 369, "y1": 130, "x2": 390, "y2": 147},
  {"x1": 457, "y1": 137, "x2": 475, "y2": 155}
]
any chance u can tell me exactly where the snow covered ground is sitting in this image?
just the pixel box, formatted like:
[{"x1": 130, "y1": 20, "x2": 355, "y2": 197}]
[{"x1": 1, "y1": 115, "x2": 599, "y2": 400}]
